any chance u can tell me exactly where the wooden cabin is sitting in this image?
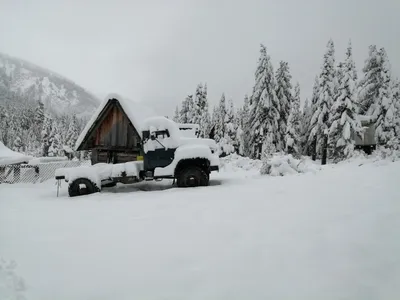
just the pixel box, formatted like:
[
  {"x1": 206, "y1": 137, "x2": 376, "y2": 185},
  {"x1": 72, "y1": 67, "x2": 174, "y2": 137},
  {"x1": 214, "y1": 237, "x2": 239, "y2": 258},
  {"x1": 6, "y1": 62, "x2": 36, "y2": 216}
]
[{"x1": 75, "y1": 95, "x2": 157, "y2": 165}]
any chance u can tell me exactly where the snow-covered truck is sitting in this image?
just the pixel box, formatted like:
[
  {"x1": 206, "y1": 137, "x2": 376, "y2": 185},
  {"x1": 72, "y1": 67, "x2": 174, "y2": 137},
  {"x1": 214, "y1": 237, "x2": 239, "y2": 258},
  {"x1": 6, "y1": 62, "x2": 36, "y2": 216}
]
[{"x1": 55, "y1": 94, "x2": 219, "y2": 197}]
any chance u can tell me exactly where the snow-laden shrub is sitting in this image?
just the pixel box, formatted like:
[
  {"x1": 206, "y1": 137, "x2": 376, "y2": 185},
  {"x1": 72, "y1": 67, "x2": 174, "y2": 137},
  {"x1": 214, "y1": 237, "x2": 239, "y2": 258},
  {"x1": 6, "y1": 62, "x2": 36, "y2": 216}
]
[
  {"x1": 260, "y1": 153, "x2": 320, "y2": 176},
  {"x1": 0, "y1": 258, "x2": 26, "y2": 300},
  {"x1": 342, "y1": 147, "x2": 400, "y2": 167},
  {"x1": 220, "y1": 153, "x2": 263, "y2": 172},
  {"x1": 216, "y1": 136, "x2": 235, "y2": 157},
  {"x1": 372, "y1": 146, "x2": 400, "y2": 162}
]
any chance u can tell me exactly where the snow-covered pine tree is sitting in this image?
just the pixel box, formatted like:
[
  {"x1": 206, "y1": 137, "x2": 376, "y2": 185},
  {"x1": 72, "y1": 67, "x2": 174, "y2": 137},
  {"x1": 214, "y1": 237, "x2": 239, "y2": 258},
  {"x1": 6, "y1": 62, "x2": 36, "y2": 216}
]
[
  {"x1": 249, "y1": 44, "x2": 280, "y2": 158},
  {"x1": 13, "y1": 135, "x2": 23, "y2": 152},
  {"x1": 309, "y1": 39, "x2": 336, "y2": 164},
  {"x1": 299, "y1": 98, "x2": 311, "y2": 154},
  {"x1": 374, "y1": 48, "x2": 397, "y2": 147},
  {"x1": 209, "y1": 105, "x2": 218, "y2": 140},
  {"x1": 34, "y1": 100, "x2": 44, "y2": 125},
  {"x1": 193, "y1": 83, "x2": 204, "y2": 126},
  {"x1": 179, "y1": 95, "x2": 194, "y2": 123},
  {"x1": 65, "y1": 114, "x2": 79, "y2": 154},
  {"x1": 235, "y1": 106, "x2": 243, "y2": 153},
  {"x1": 173, "y1": 105, "x2": 180, "y2": 122},
  {"x1": 32, "y1": 99, "x2": 45, "y2": 143},
  {"x1": 48, "y1": 133, "x2": 62, "y2": 157},
  {"x1": 392, "y1": 79, "x2": 400, "y2": 145},
  {"x1": 200, "y1": 84, "x2": 211, "y2": 138},
  {"x1": 328, "y1": 41, "x2": 361, "y2": 159},
  {"x1": 238, "y1": 94, "x2": 251, "y2": 156},
  {"x1": 0, "y1": 105, "x2": 11, "y2": 146},
  {"x1": 186, "y1": 95, "x2": 195, "y2": 123},
  {"x1": 214, "y1": 93, "x2": 226, "y2": 143},
  {"x1": 357, "y1": 45, "x2": 382, "y2": 115},
  {"x1": 275, "y1": 61, "x2": 293, "y2": 150},
  {"x1": 41, "y1": 115, "x2": 52, "y2": 157},
  {"x1": 285, "y1": 83, "x2": 301, "y2": 156},
  {"x1": 192, "y1": 83, "x2": 211, "y2": 138},
  {"x1": 48, "y1": 120, "x2": 62, "y2": 157},
  {"x1": 223, "y1": 99, "x2": 237, "y2": 154},
  {"x1": 305, "y1": 76, "x2": 320, "y2": 159}
]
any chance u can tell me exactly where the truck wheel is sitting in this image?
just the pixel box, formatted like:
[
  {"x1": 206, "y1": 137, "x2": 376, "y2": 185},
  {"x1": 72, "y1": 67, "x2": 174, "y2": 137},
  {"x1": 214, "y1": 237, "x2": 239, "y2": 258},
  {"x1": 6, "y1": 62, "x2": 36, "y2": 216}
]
[
  {"x1": 68, "y1": 178, "x2": 100, "y2": 197},
  {"x1": 177, "y1": 166, "x2": 209, "y2": 188}
]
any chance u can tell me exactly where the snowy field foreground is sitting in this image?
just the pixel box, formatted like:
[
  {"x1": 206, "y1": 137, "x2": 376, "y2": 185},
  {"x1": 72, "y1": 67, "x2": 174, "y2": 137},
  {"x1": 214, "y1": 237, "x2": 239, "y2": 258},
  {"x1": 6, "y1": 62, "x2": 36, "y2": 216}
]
[{"x1": 1, "y1": 155, "x2": 400, "y2": 300}]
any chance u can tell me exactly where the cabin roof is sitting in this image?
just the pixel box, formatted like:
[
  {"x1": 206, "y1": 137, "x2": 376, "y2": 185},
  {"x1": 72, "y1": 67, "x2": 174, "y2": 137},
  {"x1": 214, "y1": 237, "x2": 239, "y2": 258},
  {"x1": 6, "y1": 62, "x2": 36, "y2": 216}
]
[
  {"x1": 0, "y1": 141, "x2": 32, "y2": 165},
  {"x1": 75, "y1": 93, "x2": 158, "y2": 151}
]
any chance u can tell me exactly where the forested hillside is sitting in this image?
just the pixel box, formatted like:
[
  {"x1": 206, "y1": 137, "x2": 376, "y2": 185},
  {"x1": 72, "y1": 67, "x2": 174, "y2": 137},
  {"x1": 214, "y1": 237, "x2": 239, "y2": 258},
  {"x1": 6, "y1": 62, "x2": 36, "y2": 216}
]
[{"x1": 0, "y1": 53, "x2": 98, "y2": 157}]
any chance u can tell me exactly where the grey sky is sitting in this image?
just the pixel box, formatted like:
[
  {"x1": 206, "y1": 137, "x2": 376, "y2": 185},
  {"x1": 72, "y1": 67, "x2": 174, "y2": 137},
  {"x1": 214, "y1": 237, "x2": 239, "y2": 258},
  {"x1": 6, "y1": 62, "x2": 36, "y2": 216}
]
[{"x1": 1, "y1": 0, "x2": 399, "y2": 116}]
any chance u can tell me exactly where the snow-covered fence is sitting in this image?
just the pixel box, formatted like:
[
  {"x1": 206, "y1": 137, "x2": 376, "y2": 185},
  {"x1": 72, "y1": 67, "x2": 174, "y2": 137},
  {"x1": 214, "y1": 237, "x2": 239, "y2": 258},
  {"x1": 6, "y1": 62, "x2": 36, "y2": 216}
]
[{"x1": 0, "y1": 160, "x2": 91, "y2": 184}]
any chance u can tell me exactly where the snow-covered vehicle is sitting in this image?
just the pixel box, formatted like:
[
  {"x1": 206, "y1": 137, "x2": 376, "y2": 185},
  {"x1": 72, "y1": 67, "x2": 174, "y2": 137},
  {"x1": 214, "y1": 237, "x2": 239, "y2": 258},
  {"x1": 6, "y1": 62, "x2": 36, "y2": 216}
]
[
  {"x1": 55, "y1": 94, "x2": 219, "y2": 197},
  {"x1": 177, "y1": 123, "x2": 200, "y2": 138}
]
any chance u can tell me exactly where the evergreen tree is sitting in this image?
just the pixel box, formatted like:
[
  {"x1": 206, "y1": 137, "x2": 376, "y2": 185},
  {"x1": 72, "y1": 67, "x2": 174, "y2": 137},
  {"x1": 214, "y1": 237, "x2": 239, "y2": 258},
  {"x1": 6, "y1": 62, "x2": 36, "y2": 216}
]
[
  {"x1": 34, "y1": 99, "x2": 44, "y2": 124},
  {"x1": 306, "y1": 76, "x2": 320, "y2": 159},
  {"x1": 275, "y1": 61, "x2": 293, "y2": 150},
  {"x1": 392, "y1": 79, "x2": 400, "y2": 144},
  {"x1": 65, "y1": 114, "x2": 79, "y2": 151},
  {"x1": 41, "y1": 115, "x2": 52, "y2": 157},
  {"x1": 192, "y1": 83, "x2": 211, "y2": 138},
  {"x1": 224, "y1": 99, "x2": 237, "y2": 154},
  {"x1": 193, "y1": 83, "x2": 204, "y2": 125},
  {"x1": 357, "y1": 45, "x2": 382, "y2": 115},
  {"x1": 300, "y1": 98, "x2": 312, "y2": 154},
  {"x1": 173, "y1": 105, "x2": 180, "y2": 123},
  {"x1": 309, "y1": 39, "x2": 336, "y2": 164},
  {"x1": 200, "y1": 84, "x2": 211, "y2": 138},
  {"x1": 238, "y1": 94, "x2": 251, "y2": 156},
  {"x1": 285, "y1": 83, "x2": 301, "y2": 156},
  {"x1": 48, "y1": 120, "x2": 62, "y2": 157},
  {"x1": 13, "y1": 135, "x2": 23, "y2": 152},
  {"x1": 210, "y1": 105, "x2": 219, "y2": 139},
  {"x1": 32, "y1": 99, "x2": 45, "y2": 142},
  {"x1": 329, "y1": 41, "x2": 361, "y2": 159},
  {"x1": 374, "y1": 48, "x2": 396, "y2": 146},
  {"x1": 186, "y1": 95, "x2": 195, "y2": 123},
  {"x1": 179, "y1": 95, "x2": 193, "y2": 123},
  {"x1": 249, "y1": 44, "x2": 280, "y2": 158},
  {"x1": 215, "y1": 93, "x2": 226, "y2": 142}
]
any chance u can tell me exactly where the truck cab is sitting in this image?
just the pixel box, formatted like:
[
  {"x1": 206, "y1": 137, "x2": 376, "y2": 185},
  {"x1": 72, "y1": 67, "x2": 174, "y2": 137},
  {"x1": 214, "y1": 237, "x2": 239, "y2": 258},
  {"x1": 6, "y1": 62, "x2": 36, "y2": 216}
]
[{"x1": 141, "y1": 117, "x2": 219, "y2": 187}]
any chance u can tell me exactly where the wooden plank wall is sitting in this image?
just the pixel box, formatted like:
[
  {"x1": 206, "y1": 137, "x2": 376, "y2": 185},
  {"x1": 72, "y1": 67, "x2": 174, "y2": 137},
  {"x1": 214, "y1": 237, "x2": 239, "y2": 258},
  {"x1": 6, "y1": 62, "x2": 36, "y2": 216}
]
[{"x1": 92, "y1": 104, "x2": 140, "y2": 148}]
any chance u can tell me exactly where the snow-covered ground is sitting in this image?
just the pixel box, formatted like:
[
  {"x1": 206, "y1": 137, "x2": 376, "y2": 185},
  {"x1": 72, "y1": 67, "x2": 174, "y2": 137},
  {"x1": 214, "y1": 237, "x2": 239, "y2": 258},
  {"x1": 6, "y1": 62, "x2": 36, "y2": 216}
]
[{"x1": 1, "y1": 155, "x2": 400, "y2": 300}]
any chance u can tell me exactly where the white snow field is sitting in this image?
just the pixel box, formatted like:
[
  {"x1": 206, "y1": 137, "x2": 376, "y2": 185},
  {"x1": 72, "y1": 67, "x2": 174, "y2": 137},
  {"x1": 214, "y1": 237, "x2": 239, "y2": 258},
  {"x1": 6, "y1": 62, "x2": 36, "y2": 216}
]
[{"x1": 1, "y1": 155, "x2": 400, "y2": 300}]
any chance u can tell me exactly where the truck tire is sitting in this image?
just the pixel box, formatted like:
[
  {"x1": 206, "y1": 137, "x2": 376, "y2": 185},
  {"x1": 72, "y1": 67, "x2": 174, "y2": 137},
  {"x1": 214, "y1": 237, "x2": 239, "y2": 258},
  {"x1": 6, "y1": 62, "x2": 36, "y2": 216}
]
[
  {"x1": 68, "y1": 178, "x2": 100, "y2": 197},
  {"x1": 177, "y1": 166, "x2": 209, "y2": 188}
]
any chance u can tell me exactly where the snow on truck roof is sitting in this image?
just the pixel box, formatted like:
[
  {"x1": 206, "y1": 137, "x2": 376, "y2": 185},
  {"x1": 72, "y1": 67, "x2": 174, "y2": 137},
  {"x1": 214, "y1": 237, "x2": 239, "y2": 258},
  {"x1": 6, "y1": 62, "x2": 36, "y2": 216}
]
[{"x1": 74, "y1": 93, "x2": 158, "y2": 151}]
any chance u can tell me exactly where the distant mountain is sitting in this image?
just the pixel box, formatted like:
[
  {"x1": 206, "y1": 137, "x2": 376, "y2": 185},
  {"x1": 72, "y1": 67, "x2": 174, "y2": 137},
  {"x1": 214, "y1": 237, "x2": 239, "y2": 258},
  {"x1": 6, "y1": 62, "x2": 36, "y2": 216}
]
[{"x1": 0, "y1": 52, "x2": 99, "y2": 118}]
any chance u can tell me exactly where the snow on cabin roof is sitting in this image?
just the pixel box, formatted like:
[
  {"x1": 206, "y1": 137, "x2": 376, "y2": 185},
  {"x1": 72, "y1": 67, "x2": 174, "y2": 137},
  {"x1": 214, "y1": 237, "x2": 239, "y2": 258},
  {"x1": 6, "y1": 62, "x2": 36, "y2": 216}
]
[
  {"x1": 0, "y1": 141, "x2": 32, "y2": 165},
  {"x1": 75, "y1": 93, "x2": 158, "y2": 151}
]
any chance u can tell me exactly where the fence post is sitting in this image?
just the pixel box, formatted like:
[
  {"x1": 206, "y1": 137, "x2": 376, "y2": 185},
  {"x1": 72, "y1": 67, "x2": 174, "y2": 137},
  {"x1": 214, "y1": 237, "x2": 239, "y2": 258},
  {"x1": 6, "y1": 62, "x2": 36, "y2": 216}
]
[{"x1": 14, "y1": 165, "x2": 21, "y2": 183}]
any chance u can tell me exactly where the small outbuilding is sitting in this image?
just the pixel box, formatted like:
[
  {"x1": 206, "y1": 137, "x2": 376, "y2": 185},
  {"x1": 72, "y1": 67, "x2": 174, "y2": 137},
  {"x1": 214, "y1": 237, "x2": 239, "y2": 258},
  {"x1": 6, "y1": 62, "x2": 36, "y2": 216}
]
[
  {"x1": 75, "y1": 94, "x2": 157, "y2": 165},
  {"x1": 353, "y1": 115, "x2": 376, "y2": 154}
]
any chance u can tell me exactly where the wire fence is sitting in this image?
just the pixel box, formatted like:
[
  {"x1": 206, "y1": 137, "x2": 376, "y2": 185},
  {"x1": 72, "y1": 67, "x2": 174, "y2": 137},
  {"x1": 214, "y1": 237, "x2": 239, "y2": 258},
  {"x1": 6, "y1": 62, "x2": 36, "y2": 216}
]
[{"x1": 0, "y1": 160, "x2": 91, "y2": 184}]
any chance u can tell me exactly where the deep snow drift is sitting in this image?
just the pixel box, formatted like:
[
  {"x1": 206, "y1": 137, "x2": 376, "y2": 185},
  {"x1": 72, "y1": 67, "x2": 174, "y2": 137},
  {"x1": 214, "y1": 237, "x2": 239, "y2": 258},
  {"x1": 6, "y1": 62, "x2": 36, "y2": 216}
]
[{"x1": 1, "y1": 154, "x2": 400, "y2": 300}]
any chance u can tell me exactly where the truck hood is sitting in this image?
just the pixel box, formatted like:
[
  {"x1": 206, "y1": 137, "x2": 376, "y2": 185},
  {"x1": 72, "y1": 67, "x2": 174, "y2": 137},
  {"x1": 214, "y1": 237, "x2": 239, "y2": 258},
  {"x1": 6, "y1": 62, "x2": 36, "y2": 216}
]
[{"x1": 179, "y1": 137, "x2": 217, "y2": 150}]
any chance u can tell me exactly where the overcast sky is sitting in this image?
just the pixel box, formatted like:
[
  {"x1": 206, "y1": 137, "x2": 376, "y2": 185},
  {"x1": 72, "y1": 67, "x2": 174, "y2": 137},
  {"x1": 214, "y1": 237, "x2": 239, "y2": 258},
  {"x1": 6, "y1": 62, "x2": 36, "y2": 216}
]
[{"x1": 1, "y1": 0, "x2": 399, "y2": 116}]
